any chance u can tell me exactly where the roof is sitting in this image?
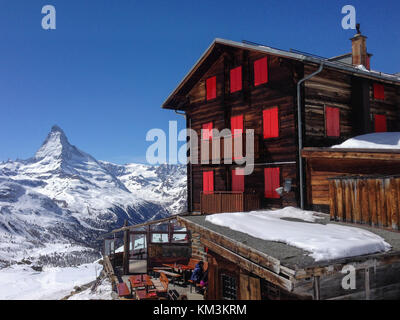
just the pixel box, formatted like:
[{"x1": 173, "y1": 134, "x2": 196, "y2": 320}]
[
  {"x1": 163, "y1": 38, "x2": 400, "y2": 110},
  {"x1": 178, "y1": 214, "x2": 400, "y2": 271},
  {"x1": 302, "y1": 147, "x2": 400, "y2": 160}
]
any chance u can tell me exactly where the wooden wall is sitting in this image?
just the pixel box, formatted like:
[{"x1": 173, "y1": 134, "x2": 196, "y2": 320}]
[
  {"x1": 186, "y1": 47, "x2": 301, "y2": 212},
  {"x1": 303, "y1": 150, "x2": 400, "y2": 212},
  {"x1": 369, "y1": 82, "x2": 400, "y2": 131},
  {"x1": 183, "y1": 45, "x2": 400, "y2": 213},
  {"x1": 303, "y1": 65, "x2": 353, "y2": 147}
]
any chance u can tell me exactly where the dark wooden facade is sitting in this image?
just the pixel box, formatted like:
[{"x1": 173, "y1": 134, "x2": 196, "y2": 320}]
[
  {"x1": 302, "y1": 148, "x2": 400, "y2": 214},
  {"x1": 163, "y1": 39, "x2": 400, "y2": 213}
]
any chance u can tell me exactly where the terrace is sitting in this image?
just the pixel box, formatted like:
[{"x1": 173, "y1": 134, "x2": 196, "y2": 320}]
[{"x1": 102, "y1": 216, "x2": 206, "y2": 300}]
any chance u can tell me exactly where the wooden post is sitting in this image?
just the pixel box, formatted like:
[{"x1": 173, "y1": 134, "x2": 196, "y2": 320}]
[
  {"x1": 328, "y1": 180, "x2": 336, "y2": 220},
  {"x1": 368, "y1": 179, "x2": 378, "y2": 227},
  {"x1": 122, "y1": 220, "x2": 129, "y2": 275},
  {"x1": 389, "y1": 178, "x2": 399, "y2": 230},
  {"x1": 336, "y1": 180, "x2": 344, "y2": 221},
  {"x1": 313, "y1": 276, "x2": 320, "y2": 300},
  {"x1": 365, "y1": 268, "x2": 370, "y2": 300}
]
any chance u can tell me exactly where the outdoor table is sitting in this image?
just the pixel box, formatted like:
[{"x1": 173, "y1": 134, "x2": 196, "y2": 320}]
[
  {"x1": 135, "y1": 289, "x2": 158, "y2": 300},
  {"x1": 129, "y1": 275, "x2": 153, "y2": 289},
  {"x1": 162, "y1": 263, "x2": 194, "y2": 283}
]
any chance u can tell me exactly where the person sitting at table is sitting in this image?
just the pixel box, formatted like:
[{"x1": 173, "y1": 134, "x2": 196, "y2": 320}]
[
  {"x1": 198, "y1": 269, "x2": 208, "y2": 295},
  {"x1": 190, "y1": 261, "x2": 204, "y2": 292}
]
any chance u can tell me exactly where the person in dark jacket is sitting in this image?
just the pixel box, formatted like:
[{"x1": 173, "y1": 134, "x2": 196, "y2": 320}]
[{"x1": 190, "y1": 261, "x2": 204, "y2": 284}]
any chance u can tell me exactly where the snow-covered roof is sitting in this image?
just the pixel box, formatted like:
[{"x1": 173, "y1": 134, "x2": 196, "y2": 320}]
[
  {"x1": 332, "y1": 132, "x2": 400, "y2": 150},
  {"x1": 205, "y1": 207, "x2": 391, "y2": 262}
]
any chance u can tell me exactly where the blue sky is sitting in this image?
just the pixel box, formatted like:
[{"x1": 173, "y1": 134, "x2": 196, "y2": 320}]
[{"x1": 0, "y1": 0, "x2": 399, "y2": 164}]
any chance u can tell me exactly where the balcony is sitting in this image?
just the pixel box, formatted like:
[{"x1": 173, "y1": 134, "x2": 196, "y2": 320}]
[{"x1": 200, "y1": 191, "x2": 260, "y2": 215}]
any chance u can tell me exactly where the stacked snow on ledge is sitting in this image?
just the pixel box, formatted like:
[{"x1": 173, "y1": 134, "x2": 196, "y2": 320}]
[
  {"x1": 205, "y1": 207, "x2": 391, "y2": 261},
  {"x1": 332, "y1": 132, "x2": 400, "y2": 149}
]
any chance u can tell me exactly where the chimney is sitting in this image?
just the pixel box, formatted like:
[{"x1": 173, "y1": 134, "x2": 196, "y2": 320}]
[{"x1": 351, "y1": 24, "x2": 371, "y2": 69}]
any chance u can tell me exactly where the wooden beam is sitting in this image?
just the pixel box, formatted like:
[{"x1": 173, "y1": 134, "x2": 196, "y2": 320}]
[
  {"x1": 201, "y1": 238, "x2": 293, "y2": 292},
  {"x1": 178, "y1": 216, "x2": 285, "y2": 275},
  {"x1": 111, "y1": 216, "x2": 177, "y2": 234},
  {"x1": 302, "y1": 148, "x2": 400, "y2": 161}
]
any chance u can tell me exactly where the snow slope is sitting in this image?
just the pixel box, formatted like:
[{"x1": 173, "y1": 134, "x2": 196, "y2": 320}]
[
  {"x1": 0, "y1": 260, "x2": 102, "y2": 300},
  {"x1": 332, "y1": 132, "x2": 400, "y2": 149},
  {"x1": 205, "y1": 207, "x2": 391, "y2": 261},
  {"x1": 0, "y1": 126, "x2": 186, "y2": 266}
]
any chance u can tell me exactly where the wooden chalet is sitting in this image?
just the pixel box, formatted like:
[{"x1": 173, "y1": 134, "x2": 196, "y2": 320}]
[
  {"x1": 154, "y1": 30, "x2": 400, "y2": 300},
  {"x1": 162, "y1": 32, "x2": 400, "y2": 214}
]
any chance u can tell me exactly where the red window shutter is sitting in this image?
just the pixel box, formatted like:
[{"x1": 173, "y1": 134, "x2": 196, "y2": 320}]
[
  {"x1": 264, "y1": 168, "x2": 280, "y2": 199},
  {"x1": 231, "y1": 115, "x2": 244, "y2": 135},
  {"x1": 231, "y1": 115, "x2": 244, "y2": 160},
  {"x1": 230, "y1": 66, "x2": 242, "y2": 93},
  {"x1": 374, "y1": 115, "x2": 387, "y2": 133},
  {"x1": 206, "y1": 76, "x2": 217, "y2": 101},
  {"x1": 232, "y1": 169, "x2": 245, "y2": 192},
  {"x1": 325, "y1": 107, "x2": 340, "y2": 137},
  {"x1": 254, "y1": 57, "x2": 268, "y2": 86},
  {"x1": 202, "y1": 122, "x2": 213, "y2": 140},
  {"x1": 203, "y1": 171, "x2": 214, "y2": 194},
  {"x1": 263, "y1": 107, "x2": 279, "y2": 139},
  {"x1": 373, "y1": 83, "x2": 385, "y2": 100}
]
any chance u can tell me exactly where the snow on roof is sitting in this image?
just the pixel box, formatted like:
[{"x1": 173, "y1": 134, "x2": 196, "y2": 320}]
[
  {"x1": 205, "y1": 207, "x2": 391, "y2": 261},
  {"x1": 332, "y1": 132, "x2": 400, "y2": 149}
]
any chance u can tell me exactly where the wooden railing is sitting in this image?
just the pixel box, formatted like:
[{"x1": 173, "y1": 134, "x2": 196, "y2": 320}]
[
  {"x1": 328, "y1": 175, "x2": 400, "y2": 231},
  {"x1": 200, "y1": 192, "x2": 260, "y2": 215}
]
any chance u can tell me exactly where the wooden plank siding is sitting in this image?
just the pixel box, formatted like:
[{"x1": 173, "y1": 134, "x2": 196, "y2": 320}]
[
  {"x1": 369, "y1": 82, "x2": 400, "y2": 132},
  {"x1": 186, "y1": 47, "x2": 301, "y2": 212},
  {"x1": 329, "y1": 175, "x2": 400, "y2": 231},
  {"x1": 303, "y1": 149, "x2": 400, "y2": 213},
  {"x1": 303, "y1": 65, "x2": 353, "y2": 147},
  {"x1": 167, "y1": 42, "x2": 400, "y2": 214}
]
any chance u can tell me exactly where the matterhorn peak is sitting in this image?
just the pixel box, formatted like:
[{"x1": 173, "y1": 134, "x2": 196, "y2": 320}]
[
  {"x1": 34, "y1": 125, "x2": 82, "y2": 161},
  {"x1": 50, "y1": 125, "x2": 66, "y2": 135}
]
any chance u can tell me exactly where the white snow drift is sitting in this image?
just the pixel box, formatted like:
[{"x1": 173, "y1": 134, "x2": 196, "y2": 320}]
[
  {"x1": 205, "y1": 207, "x2": 391, "y2": 261},
  {"x1": 332, "y1": 132, "x2": 400, "y2": 149}
]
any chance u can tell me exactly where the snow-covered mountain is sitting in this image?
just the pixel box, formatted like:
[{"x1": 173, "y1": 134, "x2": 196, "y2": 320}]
[{"x1": 0, "y1": 126, "x2": 186, "y2": 267}]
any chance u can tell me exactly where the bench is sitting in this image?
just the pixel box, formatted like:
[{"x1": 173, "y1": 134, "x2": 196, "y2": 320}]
[
  {"x1": 154, "y1": 269, "x2": 182, "y2": 286},
  {"x1": 117, "y1": 282, "x2": 131, "y2": 298}
]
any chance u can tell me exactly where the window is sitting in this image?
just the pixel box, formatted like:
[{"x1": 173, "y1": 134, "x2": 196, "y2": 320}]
[
  {"x1": 374, "y1": 114, "x2": 387, "y2": 132},
  {"x1": 202, "y1": 122, "x2": 213, "y2": 140},
  {"x1": 203, "y1": 171, "x2": 214, "y2": 194},
  {"x1": 325, "y1": 106, "x2": 340, "y2": 137},
  {"x1": 151, "y1": 233, "x2": 169, "y2": 243},
  {"x1": 206, "y1": 76, "x2": 217, "y2": 101},
  {"x1": 232, "y1": 169, "x2": 245, "y2": 192},
  {"x1": 254, "y1": 57, "x2": 268, "y2": 86},
  {"x1": 263, "y1": 107, "x2": 279, "y2": 139},
  {"x1": 264, "y1": 167, "x2": 280, "y2": 199},
  {"x1": 231, "y1": 115, "x2": 244, "y2": 160},
  {"x1": 230, "y1": 66, "x2": 242, "y2": 93},
  {"x1": 373, "y1": 83, "x2": 385, "y2": 100},
  {"x1": 221, "y1": 274, "x2": 237, "y2": 300}
]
